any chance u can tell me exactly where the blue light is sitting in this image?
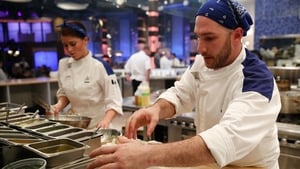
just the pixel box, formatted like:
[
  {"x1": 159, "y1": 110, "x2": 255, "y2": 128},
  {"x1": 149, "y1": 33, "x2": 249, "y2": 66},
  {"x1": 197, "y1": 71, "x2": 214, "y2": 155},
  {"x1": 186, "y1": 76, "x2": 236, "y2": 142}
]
[{"x1": 34, "y1": 51, "x2": 58, "y2": 71}]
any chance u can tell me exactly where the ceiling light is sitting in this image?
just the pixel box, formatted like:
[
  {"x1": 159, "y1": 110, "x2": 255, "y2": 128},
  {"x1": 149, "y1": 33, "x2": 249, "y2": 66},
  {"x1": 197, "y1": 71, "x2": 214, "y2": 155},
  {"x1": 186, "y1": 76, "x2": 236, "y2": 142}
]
[
  {"x1": 56, "y1": 2, "x2": 89, "y2": 10},
  {"x1": 116, "y1": 0, "x2": 125, "y2": 6}
]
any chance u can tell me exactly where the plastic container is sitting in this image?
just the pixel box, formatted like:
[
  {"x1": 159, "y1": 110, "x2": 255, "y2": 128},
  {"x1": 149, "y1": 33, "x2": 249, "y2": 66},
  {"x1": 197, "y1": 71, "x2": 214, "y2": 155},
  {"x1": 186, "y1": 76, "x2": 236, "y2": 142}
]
[
  {"x1": 134, "y1": 88, "x2": 141, "y2": 106},
  {"x1": 139, "y1": 81, "x2": 151, "y2": 107},
  {"x1": 2, "y1": 158, "x2": 47, "y2": 169}
]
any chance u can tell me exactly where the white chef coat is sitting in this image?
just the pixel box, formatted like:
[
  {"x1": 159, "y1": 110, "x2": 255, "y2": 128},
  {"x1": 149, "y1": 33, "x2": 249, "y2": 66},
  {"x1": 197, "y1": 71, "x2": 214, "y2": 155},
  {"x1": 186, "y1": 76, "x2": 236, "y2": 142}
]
[
  {"x1": 159, "y1": 47, "x2": 281, "y2": 169},
  {"x1": 0, "y1": 68, "x2": 7, "y2": 80},
  {"x1": 56, "y1": 51, "x2": 123, "y2": 129},
  {"x1": 160, "y1": 55, "x2": 172, "y2": 69},
  {"x1": 124, "y1": 50, "x2": 151, "y2": 82}
]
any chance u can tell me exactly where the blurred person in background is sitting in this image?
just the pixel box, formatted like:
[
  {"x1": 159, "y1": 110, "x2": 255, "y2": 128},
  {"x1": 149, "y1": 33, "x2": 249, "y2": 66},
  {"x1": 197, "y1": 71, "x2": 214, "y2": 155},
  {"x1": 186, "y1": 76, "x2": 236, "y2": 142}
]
[
  {"x1": 170, "y1": 52, "x2": 182, "y2": 67},
  {"x1": 159, "y1": 48, "x2": 172, "y2": 69},
  {"x1": 124, "y1": 45, "x2": 151, "y2": 95}
]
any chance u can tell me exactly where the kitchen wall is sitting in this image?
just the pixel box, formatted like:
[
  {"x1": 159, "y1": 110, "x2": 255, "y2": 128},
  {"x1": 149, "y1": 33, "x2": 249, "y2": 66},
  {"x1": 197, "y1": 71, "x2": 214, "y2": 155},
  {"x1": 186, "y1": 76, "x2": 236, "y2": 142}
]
[{"x1": 255, "y1": 0, "x2": 300, "y2": 49}]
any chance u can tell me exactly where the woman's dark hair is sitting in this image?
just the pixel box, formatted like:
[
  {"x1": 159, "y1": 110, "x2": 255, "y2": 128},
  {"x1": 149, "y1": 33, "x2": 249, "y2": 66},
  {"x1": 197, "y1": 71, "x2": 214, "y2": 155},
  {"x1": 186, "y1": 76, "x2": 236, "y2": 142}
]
[{"x1": 57, "y1": 20, "x2": 87, "y2": 39}]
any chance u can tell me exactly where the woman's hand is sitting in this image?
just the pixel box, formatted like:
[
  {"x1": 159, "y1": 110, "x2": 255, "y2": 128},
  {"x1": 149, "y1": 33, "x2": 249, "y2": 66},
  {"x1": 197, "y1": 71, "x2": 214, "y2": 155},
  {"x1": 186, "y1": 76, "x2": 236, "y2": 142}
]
[
  {"x1": 96, "y1": 119, "x2": 110, "y2": 129},
  {"x1": 44, "y1": 105, "x2": 59, "y2": 115}
]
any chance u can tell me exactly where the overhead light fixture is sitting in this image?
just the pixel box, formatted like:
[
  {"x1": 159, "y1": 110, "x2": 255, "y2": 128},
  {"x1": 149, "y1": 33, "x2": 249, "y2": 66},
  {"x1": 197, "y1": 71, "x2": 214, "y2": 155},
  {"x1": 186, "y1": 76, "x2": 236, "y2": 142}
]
[
  {"x1": 116, "y1": 0, "x2": 126, "y2": 6},
  {"x1": 56, "y1": 1, "x2": 89, "y2": 10}
]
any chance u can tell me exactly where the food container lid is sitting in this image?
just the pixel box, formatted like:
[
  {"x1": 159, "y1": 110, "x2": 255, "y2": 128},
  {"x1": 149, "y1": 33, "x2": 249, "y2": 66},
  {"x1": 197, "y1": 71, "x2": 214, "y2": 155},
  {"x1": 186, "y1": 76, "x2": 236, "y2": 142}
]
[{"x1": 2, "y1": 158, "x2": 47, "y2": 169}]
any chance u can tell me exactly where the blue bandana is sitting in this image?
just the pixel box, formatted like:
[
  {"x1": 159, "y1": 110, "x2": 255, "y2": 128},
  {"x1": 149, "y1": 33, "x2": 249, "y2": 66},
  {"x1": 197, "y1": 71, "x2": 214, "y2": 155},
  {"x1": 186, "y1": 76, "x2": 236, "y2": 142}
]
[
  {"x1": 196, "y1": 0, "x2": 253, "y2": 36},
  {"x1": 56, "y1": 21, "x2": 87, "y2": 37}
]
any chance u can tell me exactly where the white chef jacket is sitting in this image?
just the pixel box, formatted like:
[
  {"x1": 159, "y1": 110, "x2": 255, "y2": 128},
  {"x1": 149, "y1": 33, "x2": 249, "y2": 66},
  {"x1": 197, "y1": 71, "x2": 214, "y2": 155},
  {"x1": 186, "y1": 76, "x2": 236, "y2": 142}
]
[
  {"x1": 124, "y1": 50, "x2": 151, "y2": 82},
  {"x1": 160, "y1": 55, "x2": 172, "y2": 69},
  {"x1": 159, "y1": 48, "x2": 281, "y2": 169},
  {"x1": 0, "y1": 68, "x2": 7, "y2": 80},
  {"x1": 56, "y1": 51, "x2": 123, "y2": 129}
]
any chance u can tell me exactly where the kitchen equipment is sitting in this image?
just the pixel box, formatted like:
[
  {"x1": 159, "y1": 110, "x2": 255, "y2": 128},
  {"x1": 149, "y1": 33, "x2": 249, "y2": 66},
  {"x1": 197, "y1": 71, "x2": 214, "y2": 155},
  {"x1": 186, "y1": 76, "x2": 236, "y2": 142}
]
[
  {"x1": 94, "y1": 127, "x2": 101, "y2": 135},
  {"x1": 276, "y1": 78, "x2": 291, "y2": 91},
  {"x1": 11, "y1": 118, "x2": 49, "y2": 128},
  {"x1": 31, "y1": 110, "x2": 40, "y2": 119},
  {"x1": 87, "y1": 127, "x2": 102, "y2": 142},
  {"x1": 277, "y1": 122, "x2": 300, "y2": 169},
  {"x1": 48, "y1": 127, "x2": 83, "y2": 137},
  {"x1": 35, "y1": 124, "x2": 70, "y2": 134},
  {"x1": 15, "y1": 103, "x2": 25, "y2": 114},
  {"x1": 49, "y1": 156, "x2": 96, "y2": 169},
  {"x1": 2, "y1": 158, "x2": 47, "y2": 169},
  {"x1": 0, "y1": 103, "x2": 25, "y2": 124},
  {"x1": 35, "y1": 98, "x2": 55, "y2": 114},
  {"x1": 23, "y1": 138, "x2": 89, "y2": 168},
  {"x1": 0, "y1": 102, "x2": 27, "y2": 112},
  {"x1": 269, "y1": 66, "x2": 300, "y2": 86},
  {"x1": 67, "y1": 131, "x2": 95, "y2": 141},
  {"x1": 25, "y1": 121, "x2": 57, "y2": 130},
  {"x1": 98, "y1": 128, "x2": 121, "y2": 145},
  {"x1": 280, "y1": 91, "x2": 300, "y2": 114},
  {"x1": 152, "y1": 112, "x2": 196, "y2": 143},
  {"x1": 42, "y1": 115, "x2": 91, "y2": 129}
]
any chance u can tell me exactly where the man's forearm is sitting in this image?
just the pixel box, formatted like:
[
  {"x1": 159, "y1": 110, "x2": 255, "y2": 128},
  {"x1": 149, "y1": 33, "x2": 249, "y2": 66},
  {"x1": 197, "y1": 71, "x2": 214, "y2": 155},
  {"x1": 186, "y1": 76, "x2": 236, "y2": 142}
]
[
  {"x1": 146, "y1": 69, "x2": 151, "y2": 82},
  {"x1": 146, "y1": 136, "x2": 216, "y2": 167}
]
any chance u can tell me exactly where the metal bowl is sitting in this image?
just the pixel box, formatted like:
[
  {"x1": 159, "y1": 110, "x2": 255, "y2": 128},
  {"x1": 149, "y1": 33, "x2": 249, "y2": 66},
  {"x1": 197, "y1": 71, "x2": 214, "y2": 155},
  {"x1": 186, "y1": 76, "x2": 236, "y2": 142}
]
[
  {"x1": 42, "y1": 115, "x2": 91, "y2": 129},
  {"x1": 99, "y1": 128, "x2": 121, "y2": 145},
  {"x1": 2, "y1": 158, "x2": 47, "y2": 169}
]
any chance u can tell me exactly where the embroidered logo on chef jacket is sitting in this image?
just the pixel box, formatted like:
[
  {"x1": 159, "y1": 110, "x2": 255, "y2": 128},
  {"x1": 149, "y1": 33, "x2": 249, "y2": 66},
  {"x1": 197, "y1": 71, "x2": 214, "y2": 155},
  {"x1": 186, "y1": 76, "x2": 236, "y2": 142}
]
[
  {"x1": 84, "y1": 76, "x2": 90, "y2": 83},
  {"x1": 111, "y1": 79, "x2": 117, "y2": 85}
]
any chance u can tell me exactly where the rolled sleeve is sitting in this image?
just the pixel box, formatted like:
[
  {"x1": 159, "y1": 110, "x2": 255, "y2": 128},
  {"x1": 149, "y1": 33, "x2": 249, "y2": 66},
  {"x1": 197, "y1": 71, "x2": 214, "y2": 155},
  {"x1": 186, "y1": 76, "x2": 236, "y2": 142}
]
[{"x1": 200, "y1": 125, "x2": 236, "y2": 167}]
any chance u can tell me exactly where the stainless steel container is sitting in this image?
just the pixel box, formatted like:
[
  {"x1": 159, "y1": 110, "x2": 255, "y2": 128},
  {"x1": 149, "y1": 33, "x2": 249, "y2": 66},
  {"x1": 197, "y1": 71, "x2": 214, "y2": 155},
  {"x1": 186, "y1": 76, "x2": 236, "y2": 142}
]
[
  {"x1": 23, "y1": 138, "x2": 89, "y2": 168},
  {"x1": 11, "y1": 118, "x2": 49, "y2": 128},
  {"x1": 277, "y1": 122, "x2": 300, "y2": 169},
  {"x1": 280, "y1": 91, "x2": 300, "y2": 114},
  {"x1": 42, "y1": 115, "x2": 91, "y2": 129},
  {"x1": 48, "y1": 127, "x2": 83, "y2": 137},
  {"x1": 269, "y1": 66, "x2": 300, "y2": 85}
]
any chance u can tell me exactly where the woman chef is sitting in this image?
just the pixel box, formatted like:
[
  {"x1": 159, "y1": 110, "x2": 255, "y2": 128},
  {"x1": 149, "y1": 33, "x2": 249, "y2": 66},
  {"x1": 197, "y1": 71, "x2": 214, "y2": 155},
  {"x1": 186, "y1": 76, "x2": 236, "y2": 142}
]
[{"x1": 52, "y1": 20, "x2": 123, "y2": 129}]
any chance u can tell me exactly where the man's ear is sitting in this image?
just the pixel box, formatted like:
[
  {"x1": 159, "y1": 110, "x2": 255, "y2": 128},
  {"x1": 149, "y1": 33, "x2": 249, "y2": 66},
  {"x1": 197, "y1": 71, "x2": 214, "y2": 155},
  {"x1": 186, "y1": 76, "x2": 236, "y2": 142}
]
[{"x1": 233, "y1": 27, "x2": 244, "y2": 40}]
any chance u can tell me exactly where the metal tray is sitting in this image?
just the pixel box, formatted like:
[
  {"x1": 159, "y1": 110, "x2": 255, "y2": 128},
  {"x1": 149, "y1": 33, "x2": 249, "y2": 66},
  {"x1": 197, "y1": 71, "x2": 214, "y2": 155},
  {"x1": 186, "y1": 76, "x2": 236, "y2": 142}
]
[
  {"x1": 49, "y1": 156, "x2": 96, "y2": 169},
  {"x1": 0, "y1": 127, "x2": 14, "y2": 131},
  {"x1": 11, "y1": 118, "x2": 49, "y2": 128},
  {"x1": 48, "y1": 127, "x2": 83, "y2": 137},
  {"x1": 0, "y1": 112, "x2": 18, "y2": 118},
  {"x1": 0, "y1": 129, "x2": 23, "y2": 134},
  {"x1": 0, "y1": 114, "x2": 27, "y2": 121},
  {"x1": 23, "y1": 138, "x2": 89, "y2": 168},
  {"x1": 67, "y1": 131, "x2": 95, "y2": 142},
  {"x1": 0, "y1": 102, "x2": 27, "y2": 112},
  {"x1": 0, "y1": 133, "x2": 39, "y2": 139},
  {"x1": 34, "y1": 124, "x2": 70, "y2": 134},
  {"x1": 5, "y1": 116, "x2": 32, "y2": 123},
  {"x1": 25, "y1": 121, "x2": 57, "y2": 130},
  {"x1": 0, "y1": 137, "x2": 43, "y2": 145}
]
